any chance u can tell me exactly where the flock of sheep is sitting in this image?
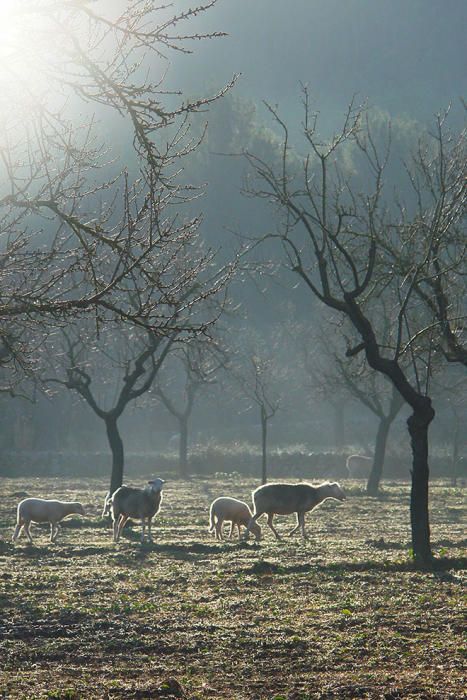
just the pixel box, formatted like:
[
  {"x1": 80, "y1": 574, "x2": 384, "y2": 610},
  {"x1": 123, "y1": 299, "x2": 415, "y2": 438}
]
[{"x1": 11, "y1": 478, "x2": 346, "y2": 545}]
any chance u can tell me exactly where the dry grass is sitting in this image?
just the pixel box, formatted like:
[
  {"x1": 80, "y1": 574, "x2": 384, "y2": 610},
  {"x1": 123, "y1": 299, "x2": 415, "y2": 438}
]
[{"x1": 0, "y1": 475, "x2": 465, "y2": 699}]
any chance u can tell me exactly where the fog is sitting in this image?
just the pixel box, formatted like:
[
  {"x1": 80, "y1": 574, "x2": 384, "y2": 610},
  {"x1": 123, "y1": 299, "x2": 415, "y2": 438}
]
[
  {"x1": 1, "y1": 1, "x2": 465, "y2": 482},
  {"x1": 171, "y1": 0, "x2": 466, "y2": 122}
]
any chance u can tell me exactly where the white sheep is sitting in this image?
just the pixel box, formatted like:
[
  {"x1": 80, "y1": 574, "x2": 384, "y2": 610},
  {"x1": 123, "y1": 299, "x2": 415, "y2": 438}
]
[
  {"x1": 111, "y1": 478, "x2": 164, "y2": 543},
  {"x1": 346, "y1": 454, "x2": 373, "y2": 478},
  {"x1": 244, "y1": 481, "x2": 346, "y2": 541},
  {"x1": 12, "y1": 498, "x2": 85, "y2": 544},
  {"x1": 209, "y1": 496, "x2": 262, "y2": 541}
]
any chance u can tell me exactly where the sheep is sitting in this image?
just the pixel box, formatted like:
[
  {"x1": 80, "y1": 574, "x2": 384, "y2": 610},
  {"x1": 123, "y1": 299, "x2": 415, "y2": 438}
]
[
  {"x1": 244, "y1": 481, "x2": 346, "y2": 541},
  {"x1": 111, "y1": 478, "x2": 164, "y2": 543},
  {"x1": 12, "y1": 498, "x2": 85, "y2": 544},
  {"x1": 209, "y1": 496, "x2": 262, "y2": 541},
  {"x1": 346, "y1": 454, "x2": 372, "y2": 478}
]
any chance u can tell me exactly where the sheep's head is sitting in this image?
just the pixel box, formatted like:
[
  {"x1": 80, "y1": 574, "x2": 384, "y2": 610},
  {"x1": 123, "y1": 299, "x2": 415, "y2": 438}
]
[
  {"x1": 250, "y1": 521, "x2": 262, "y2": 541},
  {"x1": 75, "y1": 503, "x2": 86, "y2": 516},
  {"x1": 148, "y1": 478, "x2": 164, "y2": 493},
  {"x1": 329, "y1": 482, "x2": 346, "y2": 501}
]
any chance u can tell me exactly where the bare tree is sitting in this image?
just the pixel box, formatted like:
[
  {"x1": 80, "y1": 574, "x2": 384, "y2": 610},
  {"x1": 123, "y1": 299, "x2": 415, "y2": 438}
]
[
  {"x1": 298, "y1": 310, "x2": 404, "y2": 494},
  {"x1": 334, "y1": 349, "x2": 404, "y2": 496},
  {"x1": 43, "y1": 222, "x2": 230, "y2": 493},
  {"x1": 296, "y1": 321, "x2": 349, "y2": 451},
  {"x1": 46, "y1": 325, "x2": 175, "y2": 493},
  {"x1": 394, "y1": 111, "x2": 466, "y2": 367},
  {"x1": 0, "y1": 1, "x2": 234, "y2": 388},
  {"x1": 154, "y1": 336, "x2": 228, "y2": 477},
  {"x1": 232, "y1": 341, "x2": 281, "y2": 484},
  {"x1": 431, "y1": 368, "x2": 467, "y2": 486},
  {"x1": 244, "y1": 91, "x2": 465, "y2": 565}
]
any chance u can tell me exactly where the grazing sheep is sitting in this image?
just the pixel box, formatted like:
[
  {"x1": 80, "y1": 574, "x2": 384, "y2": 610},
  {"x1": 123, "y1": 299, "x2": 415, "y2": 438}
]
[
  {"x1": 12, "y1": 498, "x2": 85, "y2": 544},
  {"x1": 209, "y1": 496, "x2": 262, "y2": 541},
  {"x1": 346, "y1": 454, "x2": 372, "y2": 478},
  {"x1": 111, "y1": 478, "x2": 164, "y2": 543},
  {"x1": 244, "y1": 481, "x2": 346, "y2": 541}
]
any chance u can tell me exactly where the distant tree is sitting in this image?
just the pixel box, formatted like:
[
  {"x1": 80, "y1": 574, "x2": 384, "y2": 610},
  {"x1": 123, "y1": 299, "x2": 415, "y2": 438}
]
[
  {"x1": 47, "y1": 326, "x2": 175, "y2": 494},
  {"x1": 153, "y1": 337, "x2": 228, "y2": 477},
  {"x1": 245, "y1": 90, "x2": 465, "y2": 565},
  {"x1": 298, "y1": 310, "x2": 404, "y2": 494},
  {"x1": 431, "y1": 368, "x2": 467, "y2": 486},
  {"x1": 231, "y1": 335, "x2": 281, "y2": 484},
  {"x1": 0, "y1": 1, "x2": 233, "y2": 391},
  {"x1": 45, "y1": 240, "x2": 230, "y2": 493},
  {"x1": 297, "y1": 321, "x2": 349, "y2": 451}
]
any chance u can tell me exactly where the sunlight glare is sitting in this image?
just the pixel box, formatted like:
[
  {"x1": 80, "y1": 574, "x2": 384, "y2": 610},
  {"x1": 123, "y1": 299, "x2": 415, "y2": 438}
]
[{"x1": 0, "y1": 1, "x2": 56, "y2": 104}]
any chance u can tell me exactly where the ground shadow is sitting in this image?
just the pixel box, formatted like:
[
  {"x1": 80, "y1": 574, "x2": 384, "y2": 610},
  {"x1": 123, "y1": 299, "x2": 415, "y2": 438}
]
[
  {"x1": 242, "y1": 555, "x2": 467, "y2": 577},
  {"x1": 123, "y1": 540, "x2": 261, "y2": 562}
]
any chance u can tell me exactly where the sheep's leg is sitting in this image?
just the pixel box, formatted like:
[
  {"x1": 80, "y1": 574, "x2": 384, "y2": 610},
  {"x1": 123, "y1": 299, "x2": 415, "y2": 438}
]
[
  {"x1": 12, "y1": 522, "x2": 23, "y2": 542},
  {"x1": 299, "y1": 512, "x2": 308, "y2": 540},
  {"x1": 289, "y1": 513, "x2": 300, "y2": 536},
  {"x1": 141, "y1": 519, "x2": 146, "y2": 543},
  {"x1": 147, "y1": 518, "x2": 154, "y2": 542},
  {"x1": 266, "y1": 513, "x2": 282, "y2": 541},
  {"x1": 215, "y1": 519, "x2": 223, "y2": 540},
  {"x1": 50, "y1": 522, "x2": 61, "y2": 543},
  {"x1": 116, "y1": 515, "x2": 128, "y2": 542},
  {"x1": 209, "y1": 511, "x2": 216, "y2": 535},
  {"x1": 228, "y1": 521, "x2": 234, "y2": 539},
  {"x1": 112, "y1": 516, "x2": 120, "y2": 542},
  {"x1": 237, "y1": 524, "x2": 242, "y2": 540},
  {"x1": 102, "y1": 492, "x2": 111, "y2": 518},
  {"x1": 24, "y1": 522, "x2": 33, "y2": 544}
]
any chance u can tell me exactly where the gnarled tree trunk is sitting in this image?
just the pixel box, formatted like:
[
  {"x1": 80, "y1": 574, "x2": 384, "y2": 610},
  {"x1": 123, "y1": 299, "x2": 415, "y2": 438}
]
[
  {"x1": 106, "y1": 416, "x2": 124, "y2": 495},
  {"x1": 408, "y1": 402, "x2": 435, "y2": 566}
]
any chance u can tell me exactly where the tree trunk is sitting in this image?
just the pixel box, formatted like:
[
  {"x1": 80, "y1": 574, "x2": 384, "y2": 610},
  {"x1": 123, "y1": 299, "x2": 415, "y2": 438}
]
[
  {"x1": 366, "y1": 415, "x2": 392, "y2": 496},
  {"x1": 106, "y1": 416, "x2": 125, "y2": 494},
  {"x1": 179, "y1": 416, "x2": 189, "y2": 478},
  {"x1": 261, "y1": 413, "x2": 268, "y2": 485},
  {"x1": 407, "y1": 402, "x2": 435, "y2": 567}
]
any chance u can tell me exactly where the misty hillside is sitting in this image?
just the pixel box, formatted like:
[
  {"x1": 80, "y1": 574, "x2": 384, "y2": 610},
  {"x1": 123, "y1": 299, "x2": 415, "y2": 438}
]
[{"x1": 171, "y1": 0, "x2": 467, "y2": 124}]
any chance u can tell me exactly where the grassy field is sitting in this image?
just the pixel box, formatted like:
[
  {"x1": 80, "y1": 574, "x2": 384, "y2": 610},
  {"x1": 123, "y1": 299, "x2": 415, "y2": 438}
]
[{"x1": 0, "y1": 475, "x2": 465, "y2": 700}]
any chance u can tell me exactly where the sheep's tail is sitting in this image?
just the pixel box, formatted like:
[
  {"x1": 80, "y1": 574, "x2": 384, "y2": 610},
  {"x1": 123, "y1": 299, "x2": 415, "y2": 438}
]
[{"x1": 208, "y1": 504, "x2": 216, "y2": 533}]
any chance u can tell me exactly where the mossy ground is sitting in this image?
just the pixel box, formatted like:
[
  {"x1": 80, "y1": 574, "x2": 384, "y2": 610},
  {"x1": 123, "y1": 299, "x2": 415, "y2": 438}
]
[{"x1": 0, "y1": 476, "x2": 465, "y2": 699}]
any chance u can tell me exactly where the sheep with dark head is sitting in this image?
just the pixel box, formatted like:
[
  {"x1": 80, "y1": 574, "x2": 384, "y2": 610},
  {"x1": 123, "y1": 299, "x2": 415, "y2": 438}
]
[{"x1": 110, "y1": 478, "x2": 164, "y2": 543}]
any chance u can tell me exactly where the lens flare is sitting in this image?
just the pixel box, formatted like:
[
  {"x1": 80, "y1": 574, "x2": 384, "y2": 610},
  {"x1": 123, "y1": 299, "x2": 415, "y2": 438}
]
[{"x1": 0, "y1": 1, "x2": 57, "y2": 105}]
